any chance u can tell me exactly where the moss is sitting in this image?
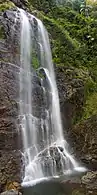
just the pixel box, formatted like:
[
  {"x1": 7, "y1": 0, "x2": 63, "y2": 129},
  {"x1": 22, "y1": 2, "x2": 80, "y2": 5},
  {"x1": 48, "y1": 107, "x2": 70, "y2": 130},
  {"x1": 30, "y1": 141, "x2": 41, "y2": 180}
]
[
  {"x1": 0, "y1": 26, "x2": 5, "y2": 39},
  {"x1": 72, "y1": 190, "x2": 85, "y2": 195},
  {"x1": 38, "y1": 6, "x2": 94, "y2": 68},
  {"x1": 32, "y1": 55, "x2": 39, "y2": 69},
  {"x1": 83, "y1": 92, "x2": 97, "y2": 120},
  {"x1": 0, "y1": 1, "x2": 15, "y2": 12}
]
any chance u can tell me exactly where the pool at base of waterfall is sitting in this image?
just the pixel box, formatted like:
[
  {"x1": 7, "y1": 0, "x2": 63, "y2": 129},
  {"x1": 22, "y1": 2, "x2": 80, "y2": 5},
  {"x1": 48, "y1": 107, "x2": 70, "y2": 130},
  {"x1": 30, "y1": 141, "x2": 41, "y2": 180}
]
[
  {"x1": 22, "y1": 166, "x2": 87, "y2": 190},
  {"x1": 22, "y1": 165, "x2": 87, "y2": 187},
  {"x1": 22, "y1": 170, "x2": 96, "y2": 195}
]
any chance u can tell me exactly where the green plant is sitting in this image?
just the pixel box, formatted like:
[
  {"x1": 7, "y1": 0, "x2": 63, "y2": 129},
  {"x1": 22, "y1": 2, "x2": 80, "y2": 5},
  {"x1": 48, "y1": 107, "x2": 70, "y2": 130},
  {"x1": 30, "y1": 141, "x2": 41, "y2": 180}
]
[{"x1": 0, "y1": 1, "x2": 15, "y2": 11}]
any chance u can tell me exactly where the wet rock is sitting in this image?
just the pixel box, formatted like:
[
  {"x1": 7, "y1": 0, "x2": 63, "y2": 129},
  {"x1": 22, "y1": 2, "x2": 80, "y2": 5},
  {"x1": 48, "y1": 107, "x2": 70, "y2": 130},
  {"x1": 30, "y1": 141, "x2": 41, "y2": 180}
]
[
  {"x1": 0, "y1": 62, "x2": 22, "y2": 189},
  {"x1": 5, "y1": 181, "x2": 21, "y2": 191},
  {"x1": 0, "y1": 9, "x2": 20, "y2": 65},
  {"x1": 0, "y1": 8, "x2": 22, "y2": 190},
  {"x1": 0, "y1": 190, "x2": 22, "y2": 195},
  {"x1": 72, "y1": 115, "x2": 97, "y2": 170},
  {"x1": 9, "y1": 0, "x2": 28, "y2": 9},
  {"x1": 0, "y1": 151, "x2": 23, "y2": 189},
  {"x1": 82, "y1": 171, "x2": 97, "y2": 190},
  {"x1": 56, "y1": 66, "x2": 88, "y2": 130},
  {"x1": 36, "y1": 145, "x2": 74, "y2": 176},
  {"x1": 56, "y1": 65, "x2": 97, "y2": 173}
]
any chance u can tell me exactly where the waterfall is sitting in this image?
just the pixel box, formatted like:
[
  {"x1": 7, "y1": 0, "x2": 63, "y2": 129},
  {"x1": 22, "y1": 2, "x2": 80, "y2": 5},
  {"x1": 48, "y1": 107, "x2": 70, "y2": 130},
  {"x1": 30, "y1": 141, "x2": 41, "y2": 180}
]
[{"x1": 18, "y1": 9, "x2": 86, "y2": 186}]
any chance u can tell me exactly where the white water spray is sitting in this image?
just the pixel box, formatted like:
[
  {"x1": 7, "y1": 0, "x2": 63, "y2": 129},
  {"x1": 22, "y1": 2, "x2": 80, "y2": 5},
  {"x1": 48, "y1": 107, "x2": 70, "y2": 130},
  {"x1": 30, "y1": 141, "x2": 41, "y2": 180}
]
[{"x1": 18, "y1": 9, "x2": 86, "y2": 185}]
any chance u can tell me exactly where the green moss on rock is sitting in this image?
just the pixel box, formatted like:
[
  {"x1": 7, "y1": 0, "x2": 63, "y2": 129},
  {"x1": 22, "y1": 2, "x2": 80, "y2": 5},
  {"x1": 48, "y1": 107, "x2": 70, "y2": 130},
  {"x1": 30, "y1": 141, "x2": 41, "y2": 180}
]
[
  {"x1": 0, "y1": 1, "x2": 15, "y2": 12},
  {"x1": 83, "y1": 92, "x2": 97, "y2": 119},
  {"x1": 72, "y1": 190, "x2": 85, "y2": 195},
  {"x1": 0, "y1": 26, "x2": 5, "y2": 39}
]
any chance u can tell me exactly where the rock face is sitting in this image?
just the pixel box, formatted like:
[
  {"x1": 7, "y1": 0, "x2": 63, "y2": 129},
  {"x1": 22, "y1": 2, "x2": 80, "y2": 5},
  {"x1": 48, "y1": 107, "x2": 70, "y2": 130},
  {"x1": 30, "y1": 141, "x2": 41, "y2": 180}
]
[
  {"x1": 56, "y1": 66, "x2": 97, "y2": 193},
  {"x1": 56, "y1": 66, "x2": 87, "y2": 130},
  {"x1": 72, "y1": 115, "x2": 97, "y2": 170},
  {"x1": 82, "y1": 171, "x2": 97, "y2": 190},
  {"x1": 0, "y1": 9, "x2": 22, "y2": 191}
]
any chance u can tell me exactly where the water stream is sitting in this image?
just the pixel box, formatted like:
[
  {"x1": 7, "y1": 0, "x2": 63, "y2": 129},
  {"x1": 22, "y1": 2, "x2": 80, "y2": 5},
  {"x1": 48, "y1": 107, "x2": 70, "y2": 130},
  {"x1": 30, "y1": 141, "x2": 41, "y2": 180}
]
[{"x1": 18, "y1": 8, "x2": 86, "y2": 186}]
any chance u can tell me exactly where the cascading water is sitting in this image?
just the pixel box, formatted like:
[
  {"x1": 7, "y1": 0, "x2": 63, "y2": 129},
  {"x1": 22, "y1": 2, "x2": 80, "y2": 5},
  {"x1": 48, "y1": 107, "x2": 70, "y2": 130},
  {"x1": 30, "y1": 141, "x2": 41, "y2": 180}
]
[{"x1": 19, "y1": 9, "x2": 86, "y2": 186}]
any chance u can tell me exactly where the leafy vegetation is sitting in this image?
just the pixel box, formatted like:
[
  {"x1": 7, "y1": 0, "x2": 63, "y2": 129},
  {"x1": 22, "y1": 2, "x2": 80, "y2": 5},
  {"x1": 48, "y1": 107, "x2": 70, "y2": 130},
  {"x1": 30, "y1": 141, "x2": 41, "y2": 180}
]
[
  {"x1": 0, "y1": 1, "x2": 15, "y2": 11},
  {"x1": 28, "y1": 0, "x2": 97, "y2": 121},
  {"x1": 1, "y1": 0, "x2": 97, "y2": 121},
  {"x1": 83, "y1": 92, "x2": 97, "y2": 119}
]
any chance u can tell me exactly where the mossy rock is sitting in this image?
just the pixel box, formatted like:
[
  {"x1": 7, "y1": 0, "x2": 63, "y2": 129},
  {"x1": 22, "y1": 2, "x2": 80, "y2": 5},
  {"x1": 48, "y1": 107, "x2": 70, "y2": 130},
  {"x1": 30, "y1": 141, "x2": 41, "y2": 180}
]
[
  {"x1": 5, "y1": 181, "x2": 21, "y2": 191},
  {"x1": 0, "y1": 26, "x2": 5, "y2": 39},
  {"x1": 72, "y1": 114, "x2": 97, "y2": 157},
  {"x1": 0, "y1": 1, "x2": 15, "y2": 12},
  {"x1": 72, "y1": 189, "x2": 85, "y2": 195},
  {"x1": 83, "y1": 92, "x2": 97, "y2": 120}
]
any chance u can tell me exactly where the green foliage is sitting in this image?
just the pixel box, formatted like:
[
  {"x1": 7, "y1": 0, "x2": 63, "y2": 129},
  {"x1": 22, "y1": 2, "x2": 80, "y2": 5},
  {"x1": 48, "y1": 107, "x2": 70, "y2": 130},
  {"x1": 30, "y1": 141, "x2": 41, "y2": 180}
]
[
  {"x1": 82, "y1": 76, "x2": 97, "y2": 120},
  {"x1": 0, "y1": 1, "x2": 15, "y2": 11},
  {"x1": 31, "y1": 51, "x2": 40, "y2": 69},
  {"x1": 35, "y1": 3, "x2": 97, "y2": 121},
  {"x1": 28, "y1": 0, "x2": 55, "y2": 13},
  {"x1": 86, "y1": 0, "x2": 97, "y2": 6},
  {"x1": 32, "y1": 56, "x2": 39, "y2": 69},
  {"x1": 27, "y1": 0, "x2": 97, "y2": 121},
  {"x1": 41, "y1": 12, "x2": 81, "y2": 66},
  {"x1": 85, "y1": 78, "x2": 97, "y2": 96},
  {"x1": 83, "y1": 92, "x2": 97, "y2": 119}
]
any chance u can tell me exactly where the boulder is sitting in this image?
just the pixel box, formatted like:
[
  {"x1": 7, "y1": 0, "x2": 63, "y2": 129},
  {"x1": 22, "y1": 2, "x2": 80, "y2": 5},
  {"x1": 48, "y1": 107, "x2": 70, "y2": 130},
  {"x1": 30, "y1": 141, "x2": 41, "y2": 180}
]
[
  {"x1": 82, "y1": 171, "x2": 97, "y2": 190},
  {"x1": 0, "y1": 190, "x2": 22, "y2": 195}
]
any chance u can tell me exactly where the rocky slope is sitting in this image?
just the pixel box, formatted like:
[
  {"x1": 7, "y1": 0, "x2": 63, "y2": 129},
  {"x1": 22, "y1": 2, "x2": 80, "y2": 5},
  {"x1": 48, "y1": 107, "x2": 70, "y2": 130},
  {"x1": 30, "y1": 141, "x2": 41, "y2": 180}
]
[{"x1": 0, "y1": 0, "x2": 97, "y2": 194}]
